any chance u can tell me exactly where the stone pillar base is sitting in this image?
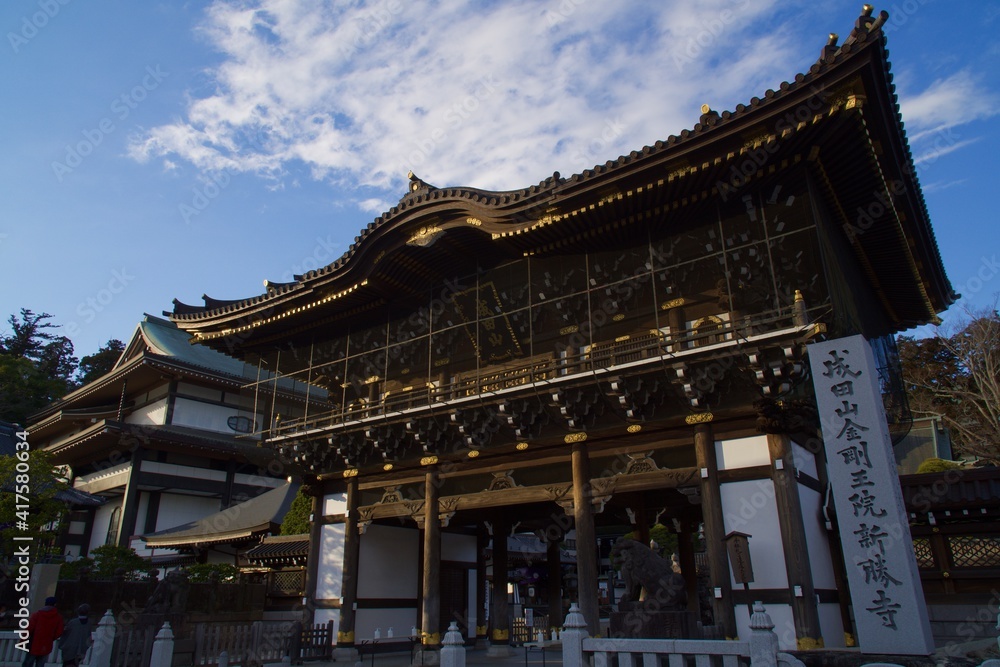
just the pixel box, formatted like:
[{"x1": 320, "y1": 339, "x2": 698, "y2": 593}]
[
  {"x1": 411, "y1": 647, "x2": 440, "y2": 666},
  {"x1": 335, "y1": 647, "x2": 359, "y2": 662},
  {"x1": 486, "y1": 644, "x2": 514, "y2": 658}
]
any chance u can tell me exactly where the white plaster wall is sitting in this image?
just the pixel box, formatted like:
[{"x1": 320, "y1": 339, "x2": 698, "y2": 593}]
[
  {"x1": 316, "y1": 523, "x2": 345, "y2": 601},
  {"x1": 176, "y1": 382, "x2": 221, "y2": 401},
  {"x1": 68, "y1": 521, "x2": 86, "y2": 535},
  {"x1": 134, "y1": 492, "x2": 150, "y2": 533},
  {"x1": 799, "y1": 486, "x2": 836, "y2": 589},
  {"x1": 716, "y1": 435, "x2": 771, "y2": 470},
  {"x1": 125, "y1": 398, "x2": 168, "y2": 425},
  {"x1": 355, "y1": 609, "x2": 418, "y2": 642},
  {"x1": 818, "y1": 602, "x2": 846, "y2": 648},
  {"x1": 323, "y1": 493, "x2": 347, "y2": 517},
  {"x1": 141, "y1": 460, "x2": 227, "y2": 482},
  {"x1": 442, "y1": 532, "x2": 476, "y2": 563},
  {"x1": 792, "y1": 440, "x2": 819, "y2": 480},
  {"x1": 467, "y1": 569, "x2": 478, "y2": 636},
  {"x1": 154, "y1": 494, "x2": 222, "y2": 531},
  {"x1": 233, "y1": 473, "x2": 285, "y2": 488},
  {"x1": 171, "y1": 397, "x2": 246, "y2": 434},
  {"x1": 720, "y1": 479, "x2": 787, "y2": 589},
  {"x1": 89, "y1": 499, "x2": 122, "y2": 552},
  {"x1": 358, "y1": 525, "x2": 419, "y2": 599}
]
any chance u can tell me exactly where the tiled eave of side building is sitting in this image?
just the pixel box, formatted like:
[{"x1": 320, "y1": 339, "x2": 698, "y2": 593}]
[{"x1": 168, "y1": 6, "x2": 956, "y2": 354}]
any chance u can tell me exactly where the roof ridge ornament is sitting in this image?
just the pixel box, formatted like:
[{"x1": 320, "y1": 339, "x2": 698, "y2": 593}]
[{"x1": 407, "y1": 171, "x2": 436, "y2": 194}]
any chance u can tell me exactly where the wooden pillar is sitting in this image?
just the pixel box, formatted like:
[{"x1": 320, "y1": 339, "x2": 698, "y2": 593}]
[
  {"x1": 767, "y1": 433, "x2": 823, "y2": 648},
  {"x1": 337, "y1": 477, "x2": 360, "y2": 648},
  {"x1": 117, "y1": 447, "x2": 144, "y2": 548},
  {"x1": 303, "y1": 485, "x2": 324, "y2": 627},
  {"x1": 476, "y1": 527, "x2": 488, "y2": 643},
  {"x1": 693, "y1": 422, "x2": 737, "y2": 639},
  {"x1": 676, "y1": 523, "x2": 699, "y2": 614},
  {"x1": 546, "y1": 538, "x2": 563, "y2": 629},
  {"x1": 633, "y1": 505, "x2": 650, "y2": 545},
  {"x1": 421, "y1": 469, "x2": 442, "y2": 649},
  {"x1": 221, "y1": 461, "x2": 238, "y2": 508},
  {"x1": 490, "y1": 516, "x2": 511, "y2": 649},
  {"x1": 571, "y1": 442, "x2": 600, "y2": 637}
]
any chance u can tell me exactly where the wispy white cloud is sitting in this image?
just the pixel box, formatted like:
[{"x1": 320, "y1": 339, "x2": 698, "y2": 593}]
[
  {"x1": 129, "y1": 0, "x2": 815, "y2": 197},
  {"x1": 899, "y1": 70, "x2": 1000, "y2": 137},
  {"x1": 921, "y1": 178, "x2": 968, "y2": 194},
  {"x1": 913, "y1": 138, "x2": 981, "y2": 165}
]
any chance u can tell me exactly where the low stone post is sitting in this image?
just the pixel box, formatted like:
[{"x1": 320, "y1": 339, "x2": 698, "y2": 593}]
[
  {"x1": 440, "y1": 622, "x2": 466, "y2": 667},
  {"x1": 749, "y1": 602, "x2": 778, "y2": 667},
  {"x1": 218, "y1": 650, "x2": 230, "y2": 667},
  {"x1": 561, "y1": 603, "x2": 588, "y2": 667},
  {"x1": 88, "y1": 610, "x2": 116, "y2": 667},
  {"x1": 149, "y1": 622, "x2": 175, "y2": 667}
]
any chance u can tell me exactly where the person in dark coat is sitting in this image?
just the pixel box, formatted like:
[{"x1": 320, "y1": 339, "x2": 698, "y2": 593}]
[
  {"x1": 57, "y1": 604, "x2": 92, "y2": 667},
  {"x1": 22, "y1": 596, "x2": 64, "y2": 667}
]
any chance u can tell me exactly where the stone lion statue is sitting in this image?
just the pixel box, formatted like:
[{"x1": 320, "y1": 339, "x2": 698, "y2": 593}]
[
  {"x1": 143, "y1": 569, "x2": 191, "y2": 614},
  {"x1": 611, "y1": 538, "x2": 687, "y2": 610}
]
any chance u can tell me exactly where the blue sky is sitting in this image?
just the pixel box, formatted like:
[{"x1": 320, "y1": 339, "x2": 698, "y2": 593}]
[{"x1": 1, "y1": 0, "x2": 998, "y2": 359}]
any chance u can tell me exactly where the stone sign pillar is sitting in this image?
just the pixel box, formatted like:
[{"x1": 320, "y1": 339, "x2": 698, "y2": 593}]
[{"x1": 808, "y1": 335, "x2": 933, "y2": 654}]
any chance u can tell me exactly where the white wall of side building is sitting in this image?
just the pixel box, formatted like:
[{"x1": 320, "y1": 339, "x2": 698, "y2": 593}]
[
  {"x1": 124, "y1": 398, "x2": 168, "y2": 425},
  {"x1": 154, "y1": 494, "x2": 222, "y2": 531},
  {"x1": 170, "y1": 397, "x2": 253, "y2": 434},
  {"x1": 89, "y1": 499, "x2": 123, "y2": 552}
]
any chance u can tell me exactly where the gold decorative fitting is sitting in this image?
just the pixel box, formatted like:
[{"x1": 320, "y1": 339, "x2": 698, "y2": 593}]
[
  {"x1": 337, "y1": 630, "x2": 355, "y2": 643},
  {"x1": 660, "y1": 298, "x2": 685, "y2": 310},
  {"x1": 516, "y1": 442, "x2": 529, "y2": 451},
  {"x1": 700, "y1": 103, "x2": 711, "y2": 114},
  {"x1": 364, "y1": 375, "x2": 380, "y2": 385},
  {"x1": 559, "y1": 325, "x2": 579, "y2": 335},
  {"x1": 627, "y1": 424, "x2": 642, "y2": 433},
  {"x1": 382, "y1": 463, "x2": 394, "y2": 471},
  {"x1": 612, "y1": 314, "x2": 625, "y2": 322},
  {"x1": 466, "y1": 217, "x2": 483, "y2": 226},
  {"x1": 794, "y1": 289, "x2": 805, "y2": 303},
  {"x1": 407, "y1": 225, "x2": 444, "y2": 247},
  {"x1": 420, "y1": 456, "x2": 439, "y2": 466},
  {"x1": 614, "y1": 334, "x2": 631, "y2": 342},
  {"x1": 943, "y1": 571, "x2": 950, "y2": 578},
  {"x1": 828, "y1": 33, "x2": 838, "y2": 46},
  {"x1": 434, "y1": 358, "x2": 451, "y2": 367},
  {"x1": 564, "y1": 432, "x2": 588, "y2": 444},
  {"x1": 422, "y1": 632, "x2": 441, "y2": 645},
  {"x1": 476, "y1": 625, "x2": 488, "y2": 635},
  {"x1": 685, "y1": 412, "x2": 714, "y2": 424},
  {"x1": 467, "y1": 450, "x2": 481, "y2": 458},
  {"x1": 844, "y1": 632, "x2": 856, "y2": 647},
  {"x1": 343, "y1": 468, "x2": 359, "y2": 478},
  {"x1": 491, "y1": 629, "x2": 509, "y2": 641},
  {"x1": 797, "y1": 638, "x2": 824, "y2": 650}
]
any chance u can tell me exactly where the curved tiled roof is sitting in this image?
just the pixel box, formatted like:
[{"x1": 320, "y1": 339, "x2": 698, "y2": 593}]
[{"x1": 168, "y1": 6, "x2": 953, "y2": 340}]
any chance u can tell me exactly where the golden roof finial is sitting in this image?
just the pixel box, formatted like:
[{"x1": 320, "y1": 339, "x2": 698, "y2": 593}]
[
  {"x1": 700, "y1": 103, "x2": 711, "y2": 114},
  {"x1": 828, "y1": 33, "x2": 839, "y2": 46},
  {"x1": 862, "y1": 4, "x2": 874, "y2": 17}
]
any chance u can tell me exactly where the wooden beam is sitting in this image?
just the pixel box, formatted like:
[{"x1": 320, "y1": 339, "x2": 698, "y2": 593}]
[
  {"x1": 338, "y1": 477, "x2": 360, "y2": 648},
  {"x1": 572, "y1": 442, "x2": 600, "y2": 637},
  {"x1": 421, "y1": 469, "x2": 442, "y2": 648},
  {"x1": 693, "y1": 422, "x2": 737, "y2": 639},
  {"x1": 767, "y1": 433, "x2": 823, "y2": 648}
]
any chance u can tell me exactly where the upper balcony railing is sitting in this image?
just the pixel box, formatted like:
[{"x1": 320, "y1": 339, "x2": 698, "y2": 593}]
[{"x1": 252, "y1": 306, "x2": 818, "y2": 443}]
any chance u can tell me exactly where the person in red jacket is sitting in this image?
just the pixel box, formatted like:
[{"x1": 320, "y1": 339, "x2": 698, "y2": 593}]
[{"x1": 22, "y1": 597, "x2": 64, "y2": 667}]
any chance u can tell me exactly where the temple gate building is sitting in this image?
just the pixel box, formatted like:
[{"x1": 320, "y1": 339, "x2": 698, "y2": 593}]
[{"x1": 167, "y1": 6, "x2": 954, "y2": 654}]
